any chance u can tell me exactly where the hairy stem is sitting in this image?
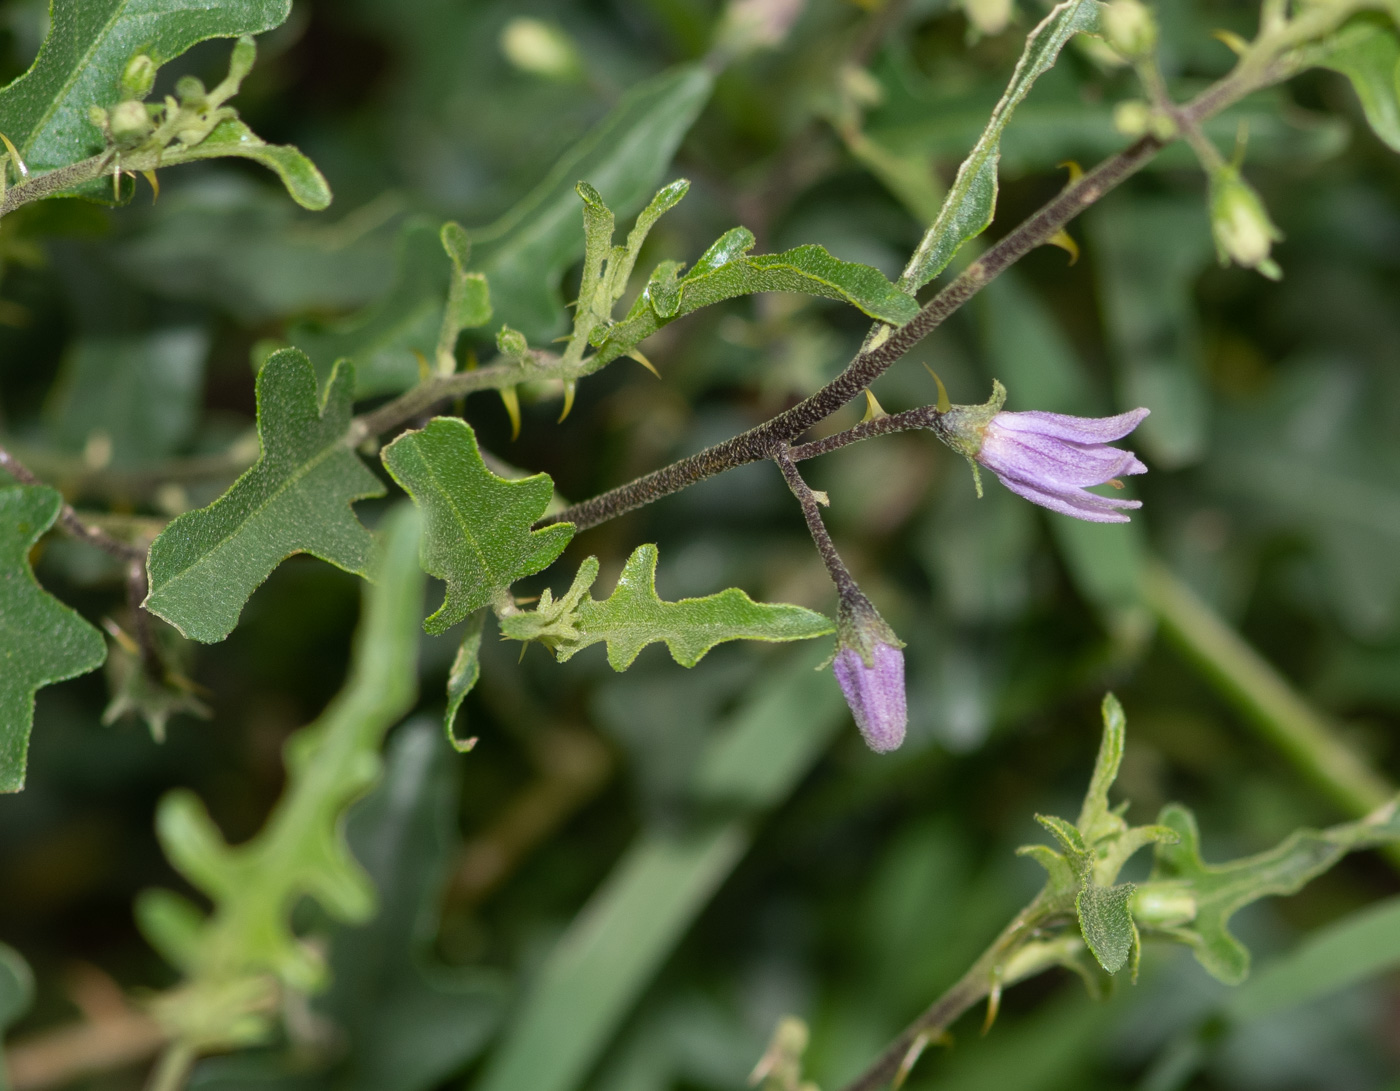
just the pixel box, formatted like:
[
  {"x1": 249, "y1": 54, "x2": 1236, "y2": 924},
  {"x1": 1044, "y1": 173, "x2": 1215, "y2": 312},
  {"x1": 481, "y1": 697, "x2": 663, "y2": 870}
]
[
  {"x1": 772, "y1": 446, "x2": 859, "y2": 601},
  {"x1": 541, "y1": 73, "x2": 1260, "y2": 534},
  {"x1": 0, "y1": 444, "x2": 147, "y2": 560}
]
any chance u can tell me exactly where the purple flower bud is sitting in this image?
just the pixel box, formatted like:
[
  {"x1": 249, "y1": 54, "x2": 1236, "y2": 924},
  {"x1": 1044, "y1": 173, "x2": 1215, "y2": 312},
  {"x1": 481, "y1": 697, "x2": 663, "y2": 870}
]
[
  {"x1": 832, "y1": 591, "x2": 907, "y2": 753},
  {"x1": 934, "y1": 381, "x2": 1150, "y2": 523},
  {"x1": 833, "y1": 640, "x2": 907, "y2": 753}
]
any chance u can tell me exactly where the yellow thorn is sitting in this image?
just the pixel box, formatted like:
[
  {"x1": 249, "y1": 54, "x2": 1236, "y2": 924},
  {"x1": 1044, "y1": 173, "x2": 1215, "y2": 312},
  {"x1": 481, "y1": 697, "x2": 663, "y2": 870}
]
[
  {"x1": 1057, "y1": 160, "x2": 1083, "y2": 186},
  {"x1": 552, "y1": 335, "x2": 571, "y2": 343},
  {"x1": 1212, "y1": 28, "x2": 1250, "y2": 56},
  {"x1": 923, "y1": 364, "x2": 951, "y2": 413},
  {"x1": 101, "y1": 617, "x2": 141, "y2": 656},
  {"x1": 893, "y1": 1034, "x2": 930, "y2": 1090},
  {"x1": 0, "y1": 130, "x2": 29, "y2": 178},
  {"x1": 982, "y1": 982, "x2": 1002, "y2": 1035},
  {"x1": 557, "y1": 380, "x2": 576, "y2": 423},
  {"x1": 628, "y1": 348, "x2": 660, "y2": 378},
  {"x1": 465, "y1": 348, "x2": 478, "y2": 372},
  {"x1": 861, "y1": 389, "x2": 888, "y2": 422},
  {"x1": 810, "y1": 489, "x2": 830, "y2": 507},
  {"x1": 414, "y1": 348, "x2": 431, "y2": 381},
  {"x1": 1046, "y1": 229, "x2": 1079, "y2": 265},
  {"x1": 499, "y1": 385, "x2": 522, "y2": 440},
  {"x1": 141, "y1": 169, "x2": 159, "y2": 202},
  {"x1": 114, "y1": 168, "x2": 122, "y2": 201}
]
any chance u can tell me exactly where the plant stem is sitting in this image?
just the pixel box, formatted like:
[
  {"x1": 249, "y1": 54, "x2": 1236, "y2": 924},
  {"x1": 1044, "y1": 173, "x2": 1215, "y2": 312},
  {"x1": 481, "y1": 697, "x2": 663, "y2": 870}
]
[
  {"x1": 787, "y1": 405, "x2": 941, "y2": 462},
  {"x1": 1142, "y1": 560, "x2": 1396, "y2": 820},
  {"x1": 0, "y1": 443, "x2": 147, "y2": 560},
  {"x1": 772, "y1": 446, "x2": 860, "y2": 601},
  {"x1": 142, "y1": 1042, "x2": 194, "y2": 1091}
]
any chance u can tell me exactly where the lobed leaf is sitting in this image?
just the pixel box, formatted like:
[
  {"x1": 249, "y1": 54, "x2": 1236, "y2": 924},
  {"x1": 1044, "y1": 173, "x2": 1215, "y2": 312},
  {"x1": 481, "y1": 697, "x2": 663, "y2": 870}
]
[
  {"x1": 499, "y1": 543, "x2": 834, "y2": 670},
  {"x1": 898, "y1": 0, "x2": 1104, "y2": 291},
  {"x1": 140, "y1": 505, "x2": 425, "y2": 1047},
  {"x1": 380, "y1": 416, "x2": 575, "y2": 634},
  {"x1": 444, "y1": 611, "x2": 486, "y2": 752},
  {"x1": 164, "y1": 118, "x2": 331, "y2": 210},
  {"x1": 0, "y1": 0, "x2": 291, "y2": 178},
  {"x1": 144, "y1": 349, "x2": 384, "y2": 644},
  {"x1": 1148, "y1": 799, "x2": 1400, "y2": 984},
  {"x1": 590, "y1": 227, "x2": 920, "y2": 368},
  {"x1": 0, "y1": 485, "x2": 107, "y2": 793}
]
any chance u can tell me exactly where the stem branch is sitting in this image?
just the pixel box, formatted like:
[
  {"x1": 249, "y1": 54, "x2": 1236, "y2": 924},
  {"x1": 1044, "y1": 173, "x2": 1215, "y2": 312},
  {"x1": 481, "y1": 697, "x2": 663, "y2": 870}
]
[{"x1": 0, "y1": 444, "x2": 147, "y2": 561}]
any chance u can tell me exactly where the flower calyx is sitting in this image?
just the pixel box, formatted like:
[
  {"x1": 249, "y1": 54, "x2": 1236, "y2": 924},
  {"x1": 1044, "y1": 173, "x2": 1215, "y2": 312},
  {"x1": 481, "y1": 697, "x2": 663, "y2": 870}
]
[{"x1": 832, "y1": 589, "x2": 907, "y2": 754}]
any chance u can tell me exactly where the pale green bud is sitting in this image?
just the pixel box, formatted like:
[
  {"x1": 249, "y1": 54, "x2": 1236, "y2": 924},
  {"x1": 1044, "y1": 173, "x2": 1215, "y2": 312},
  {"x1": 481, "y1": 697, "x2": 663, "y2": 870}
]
[
  {"x1": 121, "y1": 54, "x2": 157, "y2": 99},
  {"x1": 499, "y1": 18, "x2": 583, "y2": 82},
  {"x1": 1113, "y1": 99, "x2": 1152, "y2": 137},
  {"x1": 496, "y1": 325, "x2": 529, "y2": 359},
  {"x1": 1130, "y1": 885, "x2": 1197, "y2": 928},
  {"x1": 108, "y1": 99, "x2": 153, "y2": 145},
  {"x1": 962, "y1": 0, "x2": 1014, "y2": 36},
  {"x1": 1210, "y1": 166, "x2": 1283, "y2": 279},
  {"x1": 1103, "y1": 0, "x2": 1157, "y2": 59},
  {"x1": 227, "y1": 36, "x2": 257, "y2": 87}
]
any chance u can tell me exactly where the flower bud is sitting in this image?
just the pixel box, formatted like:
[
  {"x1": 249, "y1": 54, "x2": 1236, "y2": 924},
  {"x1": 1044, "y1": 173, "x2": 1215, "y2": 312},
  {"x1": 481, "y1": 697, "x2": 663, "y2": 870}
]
[
  {"x1": 1130, "y1": 885, "x2": 1197, "y2": 928},
  {"x1": 832, "y1": 591, "x2": 906, "y2": 753},
  {"x1": 500, "y1": 18, "x2": 584, "y2": 82},
  {"x1": 1113, "y1": 99, "x2": 1152, "y2": 138},
  {"x1": 962, "y1": 0, "x2": 1014, "y2": 37},
  {"x1": 1103, "y1": 0, "x2": 1157, "y2": 59},
  {"x1": 108, "y1": 99, "x2": 153, "y2": 146},
  {"x1": 1209, "y1": 166, "x2": 1283, "y2": 279},
  {"x1": 121, "y1": 54, "x2": 156, "y2": 99}
]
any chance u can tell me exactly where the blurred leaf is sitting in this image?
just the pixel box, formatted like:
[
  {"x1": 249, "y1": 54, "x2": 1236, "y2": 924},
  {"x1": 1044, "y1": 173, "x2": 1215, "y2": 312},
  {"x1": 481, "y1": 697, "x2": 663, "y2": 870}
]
[
  {"x1": 289, "y1": 219, "x2": 450, "y2": 397},
  {"x1": 499, "y1": 543, "x2": 834, "y2": 670},
  {"x1": 1229, "y1": 894, "x2": 1400, "y2": 1021},
  {"x1": 163, "y1": 118, "x2": 331, "y2": 211},
  {"x1": 477, "y1": 652, "x2": 845, "y2": 1091},
  {"x1": 144, "y1": 350, "x2": 384, "y2": 644},
  {"x1": 0, "y1": 942, "x2": 33, "y2": 1091},
  {"x1": 0, "y1": 485, "x2": 106, "y2": 793},
  {"x1": 0, "y1": 0, "x2": 290, "y2": 177},
  {"x1": 593, "y1": 226, "x2": 920, "y2": 366},
  {"x1": 1090, "y1": 197, "x2": 1213, "y2": 468},
  {"x1": 899, "y1": 0, "x2": 1103, "y2": 291},
  {"x1": 380, "y1": 416, "x2": 574, "y2": 634},
  {"x1": 101, "y1": 634, "x2": 210, "y2": 742},
  {"x1": 468, "y1": 63, "x2": 715, "y2": 342},
  {"x1": 1148, "y1": 798, "x2": 1400, "y2": 985},
  {"x1": 46, "y1": 327, "x2": 208, "y2": 466},
  {"x1": 444, "y1": 610, "x2": 485, "y2": 751},
  {"x1": 1310, "y1": 15, "x2": 1400, "y2": 152},
  {"x1": 139, "y1": 505, "x2": 425, "y2": 1049}
]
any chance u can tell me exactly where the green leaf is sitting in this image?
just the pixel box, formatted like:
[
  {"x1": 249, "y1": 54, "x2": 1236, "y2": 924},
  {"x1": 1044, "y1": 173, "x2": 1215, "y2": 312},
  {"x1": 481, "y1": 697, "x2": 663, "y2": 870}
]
[
  {"x1": 898, "y1": 0, "x2": 1104, "y2": 291},
  {"x1": 46, "y1": 328, "x2": 208, "y2": 466},
  {"x1": 590, "y1": 227, "x2": 920, "y2": 368},
  {"x1": 1147, "y1": 798, "x2": 1400, "y2": 984},
  {"x1": 163, "y1": 118, "x2": 331, "y2": 210},
  {"x1": 144, "y1": 349, "x2": 384, "y2": 644},
  {"x1": 467, "y1": 63, "x2": 715, "y2": 341},
  {"x1": 1075, "y1": 881, "x2": 1137, "y2": 975},
  {"x1": 380, "y1": 416, "x2": 574, "y2": 633},
  {"x1": 0, "y1": 0, "x2": 291, "y2": 175},
  {"x1": 499, "y1": 543, "x2": 835, "y2": 670},
  {"x1": 140, "y1": 505, "x2": 425, "y2": 1050},
  {"x1": 444, "y1": 611, "x2": 485, "y2": 752},
  {"x1": 0, "y1": 485, "x2": 107, "y2": 793},
  {"x1": 1310, "y1": 15, "x2": 1400, "y2": 152}
]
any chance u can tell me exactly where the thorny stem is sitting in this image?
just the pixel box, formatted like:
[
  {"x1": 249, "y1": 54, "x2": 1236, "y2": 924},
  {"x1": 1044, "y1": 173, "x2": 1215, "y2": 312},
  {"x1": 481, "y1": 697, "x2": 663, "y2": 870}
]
[
  {"x1": 772, "y1": 446, "x2": 860, "y2": 601},
  {"x1": 0, "y1": 443, "x2": 147, "y2": 561},
  {"x1": 539, "y1": 73, "x2": 1262, "y2": 533},
  {"x1": 126, "y1": 560, "x2": 164, "y2": 682}
]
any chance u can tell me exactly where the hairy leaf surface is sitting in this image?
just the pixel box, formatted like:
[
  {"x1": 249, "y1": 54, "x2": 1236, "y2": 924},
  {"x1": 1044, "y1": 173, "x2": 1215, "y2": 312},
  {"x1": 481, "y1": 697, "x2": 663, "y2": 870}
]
[
  {"x1": 0, "y1": 0, "x2": 290, "y2": 175},
  {"x1": 0, "y1": 485, "x2": 107, "y2": 793},
  {"x1": 380, "y1": 416, "x2": 574, "y2": 633},
  {"x1": 1310, "y1": 15, "x2": 1400, "y2": 152},
  {"x1": 899, "y1": 0, "x2": 1104, "y2": 291},
  {"x1": 500, "y1": 543, "x2": 834, "y2": 670},
  {"x1": 144, "y1": 349, "x2": 384, "y2": 644}
]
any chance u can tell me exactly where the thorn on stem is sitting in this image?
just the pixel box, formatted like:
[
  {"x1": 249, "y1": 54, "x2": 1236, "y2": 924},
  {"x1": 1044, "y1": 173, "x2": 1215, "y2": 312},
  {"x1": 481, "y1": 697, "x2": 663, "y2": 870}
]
[{"x1": 499, "y1": 386, "x2": 522, "y2": 440}]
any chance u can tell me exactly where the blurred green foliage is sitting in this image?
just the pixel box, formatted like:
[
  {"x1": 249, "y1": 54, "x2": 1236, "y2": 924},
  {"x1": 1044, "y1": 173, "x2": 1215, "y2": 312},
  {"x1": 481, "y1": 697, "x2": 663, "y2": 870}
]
[{"x1": 3, "y1": 1, "x2": 1400, "y2": 1090}]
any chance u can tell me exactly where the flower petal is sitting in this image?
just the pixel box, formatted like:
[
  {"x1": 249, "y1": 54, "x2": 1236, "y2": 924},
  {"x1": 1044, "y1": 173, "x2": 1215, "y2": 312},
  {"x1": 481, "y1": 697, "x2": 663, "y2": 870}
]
[
  {"x1": 993, "y1": 471, "x2": 1143, "y2": 523},
  {"x1": 980, "y1": 426, "x2": 1146, "y2": 489},
  {"x1": 991, "y1": 407, "x2": 1150, "y2": 444}
]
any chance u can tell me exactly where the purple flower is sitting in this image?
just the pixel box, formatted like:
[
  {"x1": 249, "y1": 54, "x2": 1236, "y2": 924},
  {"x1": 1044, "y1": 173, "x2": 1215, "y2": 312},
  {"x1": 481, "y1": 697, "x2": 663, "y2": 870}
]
[
  {"x1": 832, "y1": 590, "x2": 907, "y2": 753},
  {"x1": 833, "y1": 640, "x2": 907, "y2": 753},
  {"x1": 933, "y1": 381, "x2": 1150, "y2": 523}
]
